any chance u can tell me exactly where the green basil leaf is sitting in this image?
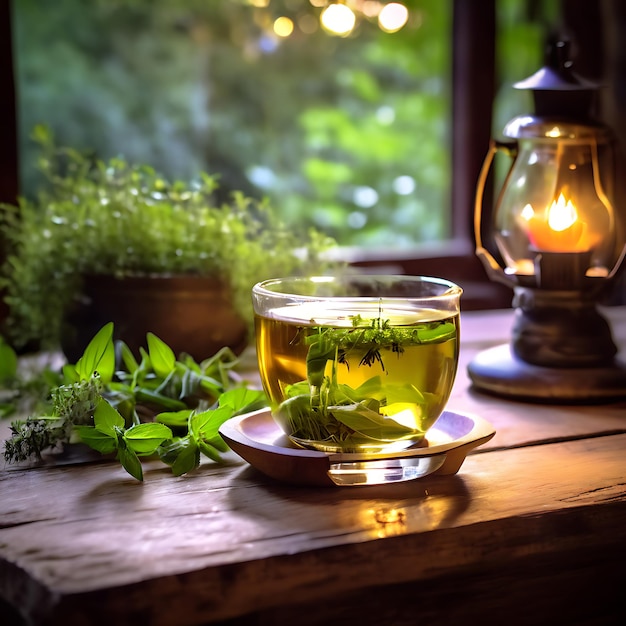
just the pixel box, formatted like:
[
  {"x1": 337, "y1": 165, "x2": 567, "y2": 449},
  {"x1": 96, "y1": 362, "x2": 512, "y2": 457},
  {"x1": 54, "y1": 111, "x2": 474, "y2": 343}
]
[
  {"x1": 285, "y1": 381, "x2": 310, "y2": 398},
  {"x1": 76, "y1": 425, "x2": 117, "y2": 454},
  {"x1": 351, "y1": 377, "x2": 385, "y2": 400},
  {"x1": 331, "y1": 401, "x2": 415, "y2": 439},
  {"x1": 93, "y1": 398, "x2": 125, "y2": 436},
  {"x1": 416, "y1": 321, "x2": 456, "y2": 343},
  {"x1": 118, "y1": 340, "x2": 139, "y2": 374},
  {"x1": 384, "y1": 382, "x2": 425, "y2": 405},
  {"x1": 190, "y1": 406, "x2": 233, "y2": 440},
  {"x1": 125, "y1": 421, "x2": 172, "y2": 440},
  {"x1": 275, "y1": 394, "x2": 311, "y2": 424},
  {"x1": 160, "y1": 437, "x2": 200, "y2": 476},
  {"x1": 218, "y1": 388, "x2": 268, "y2": 414},
  {"x1": 147, "y1": 332, "x2": 176, "y2": 378},
  {"x1": 62, "y1": 363, "x2": 80, "y2": 384},
  {"x1": 331, "y1": 378, "x2": 385, "y2": 406},
  {"x1": 75, "y1": 322, "x2": 115, "y2": 383},
  {"x1": 118, "y1": 443, "x2": 144, "y2": 481},
  {"x1": 156, "y1": 409, "x2": 193, "y2": 428},
  {"x1": 124, "y1": 422, "x2": 172, "y2": 455},
  {"x1": 158, "y1": 436, "x2": 188, "y2": 465}
]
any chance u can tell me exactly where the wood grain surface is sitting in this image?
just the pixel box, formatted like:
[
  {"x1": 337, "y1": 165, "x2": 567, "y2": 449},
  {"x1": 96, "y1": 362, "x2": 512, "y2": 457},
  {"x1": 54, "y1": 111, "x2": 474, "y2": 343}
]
[{"x1": 2, "y1": 308, "x2": 626, "y2": 625}]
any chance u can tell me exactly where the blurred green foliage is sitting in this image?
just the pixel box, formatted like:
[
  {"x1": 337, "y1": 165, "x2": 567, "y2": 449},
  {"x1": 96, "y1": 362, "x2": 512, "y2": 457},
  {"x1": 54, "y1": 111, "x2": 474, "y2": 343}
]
[{"x1": 13, "y1": 0, "x2": 557, "y2": 248}]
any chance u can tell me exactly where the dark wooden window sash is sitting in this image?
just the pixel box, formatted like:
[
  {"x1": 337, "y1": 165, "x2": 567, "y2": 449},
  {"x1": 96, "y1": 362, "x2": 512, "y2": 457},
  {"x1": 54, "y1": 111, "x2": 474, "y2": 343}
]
[{"x1": 0, "y1": 0, "x2": 17, "y2": 324}]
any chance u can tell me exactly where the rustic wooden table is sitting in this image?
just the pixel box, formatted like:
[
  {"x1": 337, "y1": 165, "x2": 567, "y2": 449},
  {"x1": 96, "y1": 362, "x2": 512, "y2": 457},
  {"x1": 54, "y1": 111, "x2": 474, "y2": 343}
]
[{"x1": 2, "y1": 308, "x2": 626, "y2": 626}]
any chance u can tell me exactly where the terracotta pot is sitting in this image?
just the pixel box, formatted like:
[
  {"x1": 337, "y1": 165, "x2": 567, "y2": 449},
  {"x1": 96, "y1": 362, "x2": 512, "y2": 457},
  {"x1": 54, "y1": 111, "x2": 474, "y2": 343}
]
[{"x1": 61, "y1": 274, "x2": 249, "y2": 363}]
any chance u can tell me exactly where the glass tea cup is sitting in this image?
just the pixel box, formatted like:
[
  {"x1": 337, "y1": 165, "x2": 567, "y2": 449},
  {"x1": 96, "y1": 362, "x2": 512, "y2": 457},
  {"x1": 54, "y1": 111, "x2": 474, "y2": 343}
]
[{"x1": 252, "y1": 275, "x2": 462, "y2": 454}]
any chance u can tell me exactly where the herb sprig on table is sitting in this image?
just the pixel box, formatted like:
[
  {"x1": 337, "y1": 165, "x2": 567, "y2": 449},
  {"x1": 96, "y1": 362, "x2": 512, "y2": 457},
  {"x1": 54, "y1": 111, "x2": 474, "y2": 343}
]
[{"x1": 2, "y1": 324, "x2": 266, "y2": 480}]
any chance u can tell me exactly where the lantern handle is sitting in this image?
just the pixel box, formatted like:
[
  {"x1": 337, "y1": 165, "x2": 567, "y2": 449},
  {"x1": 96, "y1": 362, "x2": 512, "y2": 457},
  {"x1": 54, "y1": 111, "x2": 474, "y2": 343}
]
[
  {"x1": 474, "y1": 139, "x2": 518, "y2": 287},
  {"x1": 607, "y1": 243, "x2": 626, "y2": 280}
]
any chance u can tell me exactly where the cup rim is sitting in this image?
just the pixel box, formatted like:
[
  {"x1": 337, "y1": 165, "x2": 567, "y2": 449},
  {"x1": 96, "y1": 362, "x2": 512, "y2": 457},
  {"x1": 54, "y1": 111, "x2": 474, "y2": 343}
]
[{"x1": 252, "y1": 274, "x2": 463, "y2": 302}]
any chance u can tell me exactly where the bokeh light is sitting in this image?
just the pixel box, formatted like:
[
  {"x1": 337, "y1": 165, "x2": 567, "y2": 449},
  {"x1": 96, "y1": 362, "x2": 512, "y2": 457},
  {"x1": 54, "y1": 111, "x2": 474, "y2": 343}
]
[
  {"x1": 321, "y1": 3, "x2": 356, "y2": 37},
  {"x1": 353, "y1": 186, "x2": 379, "y2": 208},
  {"x1": 273, "y1": 16, "x2": 294, "y2": 38},
  {"x1": 362, "y1": 2, "x2": 382, "y2": 19},
  {"x1": 393, "y1": 175, "x2": 416, "y2": 195},
  {"x1": 250, "y1": 1, "x2": 410, "y2": 39},
  {"x1": 378, "y1": 3, "x2": 409, "y2": 33}
]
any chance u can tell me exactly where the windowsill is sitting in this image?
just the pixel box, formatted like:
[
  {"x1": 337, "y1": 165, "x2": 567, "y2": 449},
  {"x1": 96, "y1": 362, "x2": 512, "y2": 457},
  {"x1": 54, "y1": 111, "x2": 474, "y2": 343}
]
[{"x1": 329, "y1": 237, "x2": 475, "y2": 264}]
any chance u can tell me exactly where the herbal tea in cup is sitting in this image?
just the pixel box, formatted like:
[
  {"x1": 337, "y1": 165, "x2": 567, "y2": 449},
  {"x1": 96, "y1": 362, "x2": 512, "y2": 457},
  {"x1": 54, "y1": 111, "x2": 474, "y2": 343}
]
[{"x1": 252, "y1": 275, "x2": 462, "y2": 454}]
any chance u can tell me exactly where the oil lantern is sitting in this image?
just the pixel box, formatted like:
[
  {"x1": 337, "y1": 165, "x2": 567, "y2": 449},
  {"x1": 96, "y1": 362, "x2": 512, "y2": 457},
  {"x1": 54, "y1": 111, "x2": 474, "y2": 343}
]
[{"x1": 468, "y1": 40, "x2": 626, "y2": 401}]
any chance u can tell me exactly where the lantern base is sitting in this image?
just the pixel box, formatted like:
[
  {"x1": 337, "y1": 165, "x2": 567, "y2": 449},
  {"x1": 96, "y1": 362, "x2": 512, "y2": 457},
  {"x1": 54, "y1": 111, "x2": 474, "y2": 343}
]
[{"x1": 467, "y1": 343, "x2": 626, "y2": 402}]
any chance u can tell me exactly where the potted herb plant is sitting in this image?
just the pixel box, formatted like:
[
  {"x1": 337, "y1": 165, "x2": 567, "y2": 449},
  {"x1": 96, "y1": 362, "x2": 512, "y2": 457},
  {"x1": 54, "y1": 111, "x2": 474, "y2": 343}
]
[{"x1": 0, "y1": 126, "x2": 337, "y2": 360}]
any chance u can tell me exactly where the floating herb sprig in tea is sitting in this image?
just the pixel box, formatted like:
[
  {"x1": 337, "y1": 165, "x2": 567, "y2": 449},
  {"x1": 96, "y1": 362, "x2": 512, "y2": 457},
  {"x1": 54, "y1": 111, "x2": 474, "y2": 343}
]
[{"x1": 276, "y1": 313, "x2": 458, "y2": 451}]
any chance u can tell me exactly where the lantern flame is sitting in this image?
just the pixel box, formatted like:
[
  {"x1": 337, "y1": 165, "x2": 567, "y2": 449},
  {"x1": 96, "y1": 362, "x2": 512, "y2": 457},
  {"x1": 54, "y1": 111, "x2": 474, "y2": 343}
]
[
  {"x1": 522, "y1": 194, "x2": 590, "y2": 252},
  {"x1": 548, "y1": 193, "x2": 577, "y2": 232}
]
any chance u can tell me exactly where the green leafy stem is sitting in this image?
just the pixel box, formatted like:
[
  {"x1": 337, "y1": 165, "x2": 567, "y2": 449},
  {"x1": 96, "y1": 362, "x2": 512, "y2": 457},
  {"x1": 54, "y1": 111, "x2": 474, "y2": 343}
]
[
  {"x1": 2, "y1": 323, "x2": 267, "y2": 480},
  {"x1": 278, "y1": 316, "x2": 456, "y2": 448}
]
